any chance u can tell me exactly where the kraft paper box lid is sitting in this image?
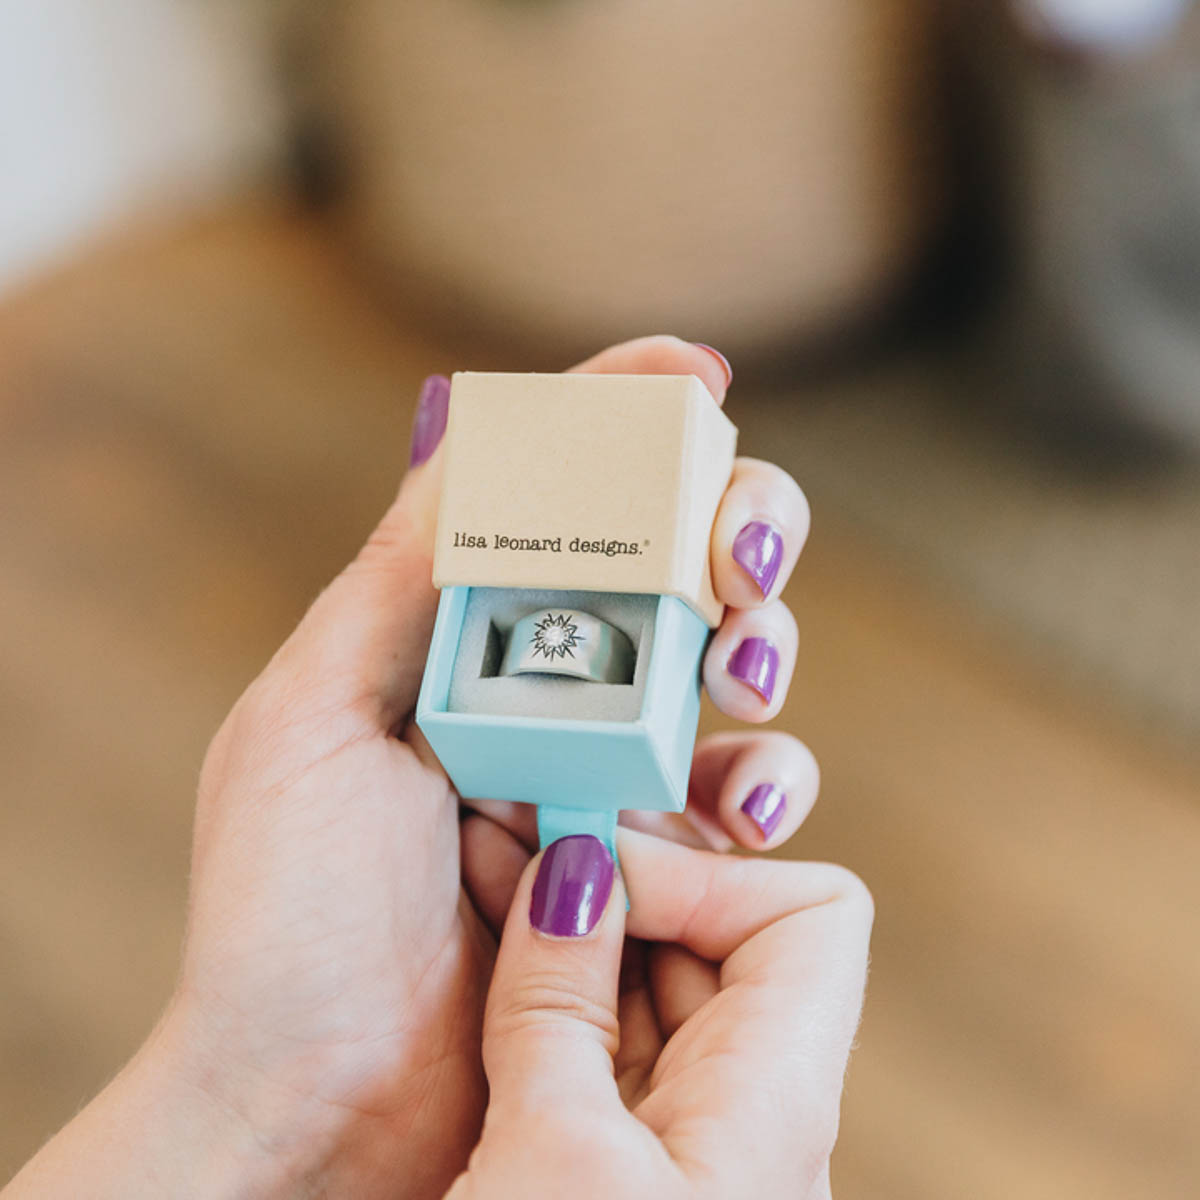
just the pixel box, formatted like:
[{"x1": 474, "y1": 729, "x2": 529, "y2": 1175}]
[{"x1": 433, "y1": 372, "x2": 737, "y2": 627}]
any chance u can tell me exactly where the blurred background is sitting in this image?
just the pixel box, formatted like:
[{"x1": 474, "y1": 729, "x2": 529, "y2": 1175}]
[{"x1": 1, "y1": 0, "x2": 1198, "y2": 1195}]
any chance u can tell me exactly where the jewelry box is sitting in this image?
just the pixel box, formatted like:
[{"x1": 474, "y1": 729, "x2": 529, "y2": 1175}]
[{"x1": 416, "y1": 371, "x2": 737, "y2": 857}]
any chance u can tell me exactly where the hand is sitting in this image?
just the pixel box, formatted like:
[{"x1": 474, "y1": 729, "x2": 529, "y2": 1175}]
[
  {"x1": 446, "y1": 828, "x2": 873, "y2": 1200},
  {"x1": 4, "y1": 337, "x2": 819, "y2": 1199}
]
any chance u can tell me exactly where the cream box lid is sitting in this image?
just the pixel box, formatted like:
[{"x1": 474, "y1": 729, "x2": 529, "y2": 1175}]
[{"x1": 432, "y1": 372, "x2": 738, "y2": 627}]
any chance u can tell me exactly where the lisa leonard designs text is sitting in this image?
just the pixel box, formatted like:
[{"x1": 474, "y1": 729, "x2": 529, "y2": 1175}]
[{"x1": 451, "y1": 532, "x2": 644, "y2": 557}]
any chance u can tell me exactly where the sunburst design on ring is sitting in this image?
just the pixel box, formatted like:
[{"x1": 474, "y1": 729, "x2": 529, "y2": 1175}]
[{"x1": 531, "y1": 612, "x2": 582, "y2": 661}]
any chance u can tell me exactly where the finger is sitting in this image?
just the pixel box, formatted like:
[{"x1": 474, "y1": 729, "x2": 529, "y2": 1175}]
[
  {"x1": 688, "y1": 731, "x2": 820, "y2": 849},
  {"x1": 464, "y1": 796, "x2": 724, "y2": 855},
  {"x1": 567, "y1": 334, "x2": 731, "y2": 406},
  {"x1": 613, "y1": 940, "x2": 664, "y2": 1104},
  {"x1": 619, "y1": 808, "x2": 718, "y2": 851},
  {"x1": 711, "y1": 457, "x2": 810, "y2": 608},
  {"x1": 647, "y1": 943, "x2": 719, "y2": 1040},
  {"x1": 459, "y1": 798, "x2": 724, "y2": 942},
  {"x1": 616, "y1": 830, "x2": 873, "y2": 1191},
  {"x1": 460, "y1": 797, "x2": 541, "y2": 853},
  {"x1": 618, "y1": 828, "x2": 870, "y2": 972},
  {"x1": 460, "y1": 812, "x2": 531, "y2": 939},
  {"x1": 703, "y1": 599, "x2": 798, "y2": 722},
  {"x1": 481, "y1": 835, "x2": 628, "y2": 1116},
  {"x1": 249, "y1": 374, "x2": 450, "y2": 736}
]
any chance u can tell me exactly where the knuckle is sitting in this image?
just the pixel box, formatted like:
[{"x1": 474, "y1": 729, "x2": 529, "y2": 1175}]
[
  {"x1": 637, "y1": 332, "x2": 693, "y2": 359},
  {"x1": 354, "y1": 505, "x2": 426, "y2": 572},
  {"x1": 736, "y1": 457, "x2": 809, "y2": 516},
  {"x1": 787, "y1": 475, "x2": 812, "y2": 529},
  {"x1": 754, "y1": 597, "x2": 799, "y2": 646},
  {"x1": 759, "y1": 730, "x2": 818, "y2": 771},
  {"x1": 205, "y1": 665, "x2": 360, "y2": 788},
  {"x1": 766, "y1": 462, "x2": 811, "y2": 533},
  {"x1": 776, "y1": 598, "x2": 800, "y2": 642},
  {"x1": 826, "y1": 865, "x2": 876, "y2": 928},
  {"x1": 226, "y1": 672, "x2": 284, "y2": 733},
  {"x1": 751, "y1": 729, "x2": 801, "y2": 754},
  {"x1": 226, "y1": 671, "x2": 306, "y2": 747},
  {"x1": 795, "y1": 740, "x2": 821, "y2": 784},
  {"x1": 491, "y1": 971, "x2": 620, "y2": 1054}
]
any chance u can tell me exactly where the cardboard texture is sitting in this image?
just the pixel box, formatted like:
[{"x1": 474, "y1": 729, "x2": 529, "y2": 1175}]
[{"x1": 433, "y1": 371, "x2": 737, "y2": 628}]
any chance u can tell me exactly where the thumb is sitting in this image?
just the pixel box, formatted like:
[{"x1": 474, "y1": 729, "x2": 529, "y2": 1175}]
[
  {"x1": 261, "y1": 374, "x2": 449, "y2": 730},
  {"x1": 481, "y1": 835, "x2": 628, "y2": 1116}
]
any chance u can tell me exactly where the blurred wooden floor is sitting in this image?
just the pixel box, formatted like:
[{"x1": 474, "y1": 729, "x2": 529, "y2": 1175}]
[{"x1": 1, "y1": 207, "x2": 1198, "y2": 1197}]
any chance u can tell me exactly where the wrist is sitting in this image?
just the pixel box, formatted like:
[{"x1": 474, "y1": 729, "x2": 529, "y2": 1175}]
[
  {"x1": 5, "y1": 997, "x2": 341, "y2": 1200},
  {"x1": 135, "y1": 996, "x2": 347, "y2": 1196}
]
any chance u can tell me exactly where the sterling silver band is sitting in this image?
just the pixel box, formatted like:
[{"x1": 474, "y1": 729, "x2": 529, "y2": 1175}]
[{"x1": 499, "y1": 609, "x2": 636, "y2": 684}]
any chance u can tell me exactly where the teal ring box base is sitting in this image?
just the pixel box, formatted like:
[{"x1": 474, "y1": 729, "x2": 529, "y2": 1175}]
[{"x1": 416, "y1": 585, "x2": 710, "y2": 868}]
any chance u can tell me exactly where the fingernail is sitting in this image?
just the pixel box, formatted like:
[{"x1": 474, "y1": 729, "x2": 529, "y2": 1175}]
[
  {"x1": 727, "y1": 637, "x2": 779, "y2": 703},
  {"x1": 741, "y1": 783, "x2": 787, "y2": 840},
  {"x1": 409, "y1": 374, "x2": 451, "y2": 467},
  {"x1": 732, "y1": 520, "x2": 784, "y2": 598},
  {"x1": 530, "y1": 835, "x2": 615, "y2": 938},
  {"x1": 692, "y1": 343, "x2": 733, "y2": 387}
]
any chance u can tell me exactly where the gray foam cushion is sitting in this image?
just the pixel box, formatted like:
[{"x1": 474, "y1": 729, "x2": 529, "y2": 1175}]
[{"x1": 447, "y1": 588, "x2": 657, "y2": 721}]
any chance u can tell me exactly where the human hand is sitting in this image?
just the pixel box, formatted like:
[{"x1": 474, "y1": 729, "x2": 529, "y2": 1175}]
[
  {"x1": 446, "y1": 828, "x2": 873, "y2": 1200},
  {"x1": 4, "y1": 337, "x2": 820, "y2": 1199}
]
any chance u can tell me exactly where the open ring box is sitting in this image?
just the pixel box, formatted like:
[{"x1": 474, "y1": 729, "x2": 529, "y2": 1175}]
[{"x1": 416, "y1": 371, "x2": 737, "y2": 862}]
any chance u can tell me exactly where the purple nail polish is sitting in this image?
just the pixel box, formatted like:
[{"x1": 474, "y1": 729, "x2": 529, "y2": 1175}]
[
  {"x1": 732, "y1": 520, "x2": 784, "y2": 598},
  {"x1": 530, "y1": 835, "x2": 614, "y2": 938},
  {"x1": 409, "y1": 374, "x2": 451, "y2": 467},
  {"x1": 727, "y1": 637, "x2": 779, "y2": 703},
  {"x1": 741, "y1": 783, "x2": 787, "y2": 840},
  {"x1": 692, "y1": 342, "x2": 733, "y2": 386}
]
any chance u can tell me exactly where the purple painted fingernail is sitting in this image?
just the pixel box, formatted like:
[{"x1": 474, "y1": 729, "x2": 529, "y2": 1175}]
[
  {"x1": 409, "y1": 374, "x2": 451, "y2": 467},
  {"x1": 741, "y1": 783, "x2": 787, "y2": 840},
  {"x1": 692, "y1": 342, "x2": 733, "y2": 387},
  {"x1": 732, "y1": 520, "x2": 784, "y2": 598},
  {"x1": 728, "y1": 637, "x2": 779, "y2": 703},
  {"x1": 530, "y1": 835, "x2": 614, "y2": 938}
]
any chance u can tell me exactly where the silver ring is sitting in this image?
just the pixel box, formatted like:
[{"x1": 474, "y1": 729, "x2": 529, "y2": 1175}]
[{"x1": 499, "y1": 609, "x2": 636, "y2": 684}]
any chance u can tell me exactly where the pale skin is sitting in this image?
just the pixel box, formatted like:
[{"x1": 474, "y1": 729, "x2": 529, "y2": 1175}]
[{"x1": 3, "y1": 336, "x2": 872, "y2": 1199}]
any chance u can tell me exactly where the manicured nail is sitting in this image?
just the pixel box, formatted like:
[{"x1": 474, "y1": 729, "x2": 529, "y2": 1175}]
[
  {"x1": 741, "y1": 783, "x2": 787, "y2": 840},
  {"x1": 530, "y1": 835, "x2": 614, "y2": 938},
  {"x1": 409, "y1": 374, "x2": 451, "y2": 467},
  {"x1": 728, "y1": 637, "x2": 779, "y2": 703},
  {"x1": 693, "y1": 343, "x2": 733, "y2": 387},
  {"x1": 732, "y1": 520, "x2": 784, "y2": 598}
]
